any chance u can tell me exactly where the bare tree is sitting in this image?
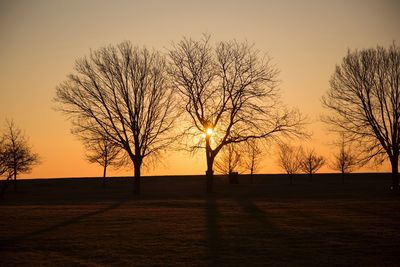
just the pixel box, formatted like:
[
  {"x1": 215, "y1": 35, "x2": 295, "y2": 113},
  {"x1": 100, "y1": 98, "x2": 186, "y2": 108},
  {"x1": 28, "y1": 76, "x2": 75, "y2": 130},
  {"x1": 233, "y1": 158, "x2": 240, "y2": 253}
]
[
  {"x1": 322, "y1": 43, "x2": 400, "y2": 192},
  {"x1": 169, "y1": 35, "x2": 304, "y2": 192},
  {"x1": 0, "y1": 136, "x2": 6, "y2": 176},
  {"x1": 83, "y1": 132, "x2": 126, "y2": 186},
  {"x1": 214, "y1": 143, "x2": 241, "y2": 175},
  {"x1": 300, "y1": 148, "x2": 325, "y2": 181},
  {"x1": 55, "y1": 42, "x2": 178, "y2": 194},
  {"x1": 241, "y1": 139, "x2": 263, "y2": 183},
  {"x1": 0, "y1": 137, "x2": 11, "y2": 199},
  {"x1": 0, "y1": 120, "x2": 40, "y2": 193},
  {"x1": 330, "y1": 136, "x2": 358, "y2": 184},
  {"x1": 278, "y1": 143, "x2": 302, "y2": 185}
]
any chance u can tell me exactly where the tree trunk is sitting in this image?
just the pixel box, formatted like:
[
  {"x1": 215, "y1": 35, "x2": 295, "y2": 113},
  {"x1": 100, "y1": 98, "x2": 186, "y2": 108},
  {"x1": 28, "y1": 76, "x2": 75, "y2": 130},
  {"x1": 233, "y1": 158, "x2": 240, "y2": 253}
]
[
  {"x1": 289, "y1": 174, "x2": 293, "y2": 185},
  {"x1": 0, "y1": 175, "x2": 12, "y2": 199},
  {"x1": 205, "y1": 136, "x2": 214, "y2": 193},
  {"x1": 205, "y1": 155, "x2": 214, "y2": 192},
  {"x1": 341, "y1": 172, "x2": 345, "y2": 184},
  {"x1": 102, "y1": 165, "x2": 107, "y2": 187},
  {"x1": 13, "y1": 168, "x2": 17, "y2": 192},
  {"x1": 390, "y1": 157, "x2": 399, "y2": 193},
  {"x1": 206, "y1": 154, "x2": 214, "y2": 193},
  {"x1": 133, "y1": 161, "x2": 141, "y2": 195}
]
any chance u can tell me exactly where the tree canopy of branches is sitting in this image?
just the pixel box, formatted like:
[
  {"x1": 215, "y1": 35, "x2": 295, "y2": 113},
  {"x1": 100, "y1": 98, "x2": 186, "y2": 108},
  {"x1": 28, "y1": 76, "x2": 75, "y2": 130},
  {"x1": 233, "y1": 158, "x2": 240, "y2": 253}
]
[
  {"x1": 330, "y1": 136, "x2": 358, "y2": 184},
  {"x1": 300, "y1": 148, "x2": 325, "y2": 180},
  {"x1": 55, "y1": 41, "x2": 178, "y2": 194},
  {"x1": 0, "y1": 120, "x2": 40, "y2": 193},
  {"x1": 214, "y1": 143, "x2": 241, "y2": 175},
  {"x1": 278, "y1": 143, "x2": 302, "y2": 185},
  {"x1": 322, "y1": 44, "x2": 400, "y2": 192},
  {"x1": 169, "y1": 35, "x2": 304, "y2": 192}
]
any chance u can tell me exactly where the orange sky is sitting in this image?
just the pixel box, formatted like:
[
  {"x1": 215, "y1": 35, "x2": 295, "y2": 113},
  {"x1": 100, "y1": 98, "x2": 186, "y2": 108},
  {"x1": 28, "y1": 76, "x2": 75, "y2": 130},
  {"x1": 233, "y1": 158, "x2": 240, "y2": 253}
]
[{"x1": 0, "y1": 0, "x2": 399, "y2": 178}]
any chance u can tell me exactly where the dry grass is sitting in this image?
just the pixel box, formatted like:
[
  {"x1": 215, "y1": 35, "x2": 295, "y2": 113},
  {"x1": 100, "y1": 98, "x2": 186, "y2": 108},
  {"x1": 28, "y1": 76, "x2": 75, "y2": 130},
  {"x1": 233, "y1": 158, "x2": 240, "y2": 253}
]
[{"x1": 0, "y1": 174, "x2": 399, "y2": 266}]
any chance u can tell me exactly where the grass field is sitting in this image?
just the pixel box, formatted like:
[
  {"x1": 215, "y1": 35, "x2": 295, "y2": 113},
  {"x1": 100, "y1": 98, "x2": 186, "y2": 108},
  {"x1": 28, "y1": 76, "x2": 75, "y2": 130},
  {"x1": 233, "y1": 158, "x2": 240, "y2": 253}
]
[{"x1": 1, "y1": 173, "x2": 399, "y2": 266}]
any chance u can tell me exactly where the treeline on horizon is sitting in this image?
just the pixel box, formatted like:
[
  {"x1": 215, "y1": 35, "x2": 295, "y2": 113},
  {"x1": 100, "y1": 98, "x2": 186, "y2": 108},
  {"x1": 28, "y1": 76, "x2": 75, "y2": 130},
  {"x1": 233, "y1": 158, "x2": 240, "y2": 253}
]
[{"x1": 1, "y1": 36, "x2": 399, "y2": 195}]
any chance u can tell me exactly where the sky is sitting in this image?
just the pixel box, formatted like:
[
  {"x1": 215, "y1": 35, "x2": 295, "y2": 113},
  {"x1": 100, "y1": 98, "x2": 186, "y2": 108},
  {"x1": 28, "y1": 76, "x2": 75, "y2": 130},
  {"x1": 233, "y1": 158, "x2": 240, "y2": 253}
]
[{"x1": 0, "y1": 0, "x2": 399, "y2": 178}]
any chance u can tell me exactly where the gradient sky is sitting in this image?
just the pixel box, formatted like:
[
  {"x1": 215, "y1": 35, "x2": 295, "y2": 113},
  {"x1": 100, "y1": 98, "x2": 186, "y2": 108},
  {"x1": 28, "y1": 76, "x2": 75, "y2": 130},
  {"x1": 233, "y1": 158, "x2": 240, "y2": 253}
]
[{"x1": 0, "y1": 0, "x2": 399, "y2": 178}]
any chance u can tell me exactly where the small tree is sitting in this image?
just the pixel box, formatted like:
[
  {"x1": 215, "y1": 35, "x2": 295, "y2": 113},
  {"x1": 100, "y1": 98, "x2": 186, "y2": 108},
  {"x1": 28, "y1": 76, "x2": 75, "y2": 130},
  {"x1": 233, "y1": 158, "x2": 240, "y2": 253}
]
[
  {"x1": 214, "y1": 143, "x2": 241, "y2": 175},
  {"x1": 241, "y1": 139, "x2": 263, "y2": 183},
  {"x1": 0, "y1": 137, "x2": 11, "y2": 199},
  {"x1": 84, "y1": 133, "x2": 126, "y2": 186},
  {"x1": 331, "y1": 137, "x2": 358, "y2": 184},
  {"x1": 300, "y1": 148, "x2": 325, "y2": 181},
  {"x1": 278, "y1": 143, "x2": 302, "y2": 185},
  {"x1": 0, "y1": 120, "x2": 40, "y2": 193},
  {"x1": 0, "y1": 137, "x2": 6, "y2": 176}
]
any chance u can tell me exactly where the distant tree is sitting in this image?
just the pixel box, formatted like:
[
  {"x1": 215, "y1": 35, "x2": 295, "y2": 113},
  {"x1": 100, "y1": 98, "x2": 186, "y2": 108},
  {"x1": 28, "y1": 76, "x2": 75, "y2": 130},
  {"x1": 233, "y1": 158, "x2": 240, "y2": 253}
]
[
  {"x1": 169, "y1": 35, "x2": 304, "y2": 193},
  {"x1": 322, "y1": 44, "x2": 400, "y2": 192},
  {"x1": 83, "y1": 132, "x2": 126, "y2": 186},
  {"x1": 0, "y1": 137, "x2": 6, "y2": 177},
  {"x1": 214, "y1": 143, "x2": 241, "y2": 175},
  {"x1": 55, "y1": 41, "x2": 178, "y2": 195},
  {"x1": 0, "y1": 120, "x2": 40, "y2": 193},
  {"x1": 0, "y1": 137, "x2": 10, "y2": 199},
  {"x1": 241, "y1": 139, "x2": 263, "y2": 183},
  {"x1": 300, "y1": 148, "x2": 325, "y2": 181},
  {"x1": 330, "y1": 136, "x2": 358, "y2": 184},
  {"x1": 278, "y1": 143, "x2": 303, "y2": 185}
]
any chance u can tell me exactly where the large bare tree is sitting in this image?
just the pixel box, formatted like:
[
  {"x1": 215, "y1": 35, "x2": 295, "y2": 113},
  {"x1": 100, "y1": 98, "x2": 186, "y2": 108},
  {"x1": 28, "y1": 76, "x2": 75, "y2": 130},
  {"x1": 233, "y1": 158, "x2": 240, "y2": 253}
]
[
  {"x1": 169, "y1": 36, "x2": 304, "y2": 192},
  {"x1": 322, "y1": 44, "x2": 400, "y2": 192},
  {"x1": 55, "y1": 42, "x2": 177, "y2": 194},
  {"x1": 0, "y1": 120, "x2": 40, "y2": 193}
]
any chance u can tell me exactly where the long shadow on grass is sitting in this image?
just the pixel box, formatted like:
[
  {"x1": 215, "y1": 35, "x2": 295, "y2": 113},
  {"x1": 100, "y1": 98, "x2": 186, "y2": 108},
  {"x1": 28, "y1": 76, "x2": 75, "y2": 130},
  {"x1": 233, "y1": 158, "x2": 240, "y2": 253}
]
[
  {"x1": 231, "y1": 199, "x2": 288, "y2": 264},
  {"x1": 0, "y1": 198, "x2": 129, "y2": 248},
  {"x1": 205, "y1": 195, "x2": 222, "y2": 267}
]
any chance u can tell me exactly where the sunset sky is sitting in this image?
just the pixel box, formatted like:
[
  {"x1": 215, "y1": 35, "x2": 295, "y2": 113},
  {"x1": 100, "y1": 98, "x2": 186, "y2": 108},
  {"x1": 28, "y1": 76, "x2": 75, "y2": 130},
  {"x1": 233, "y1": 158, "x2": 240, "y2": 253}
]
[{"x1": 0, "y1": 0, "x2": 399, "y2": 178}]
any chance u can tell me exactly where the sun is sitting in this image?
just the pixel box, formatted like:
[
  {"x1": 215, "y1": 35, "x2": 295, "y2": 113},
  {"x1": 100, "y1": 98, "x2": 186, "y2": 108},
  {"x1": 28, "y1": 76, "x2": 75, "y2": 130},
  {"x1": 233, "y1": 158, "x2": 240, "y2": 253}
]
[{"x1": 206, "y1": 128, "x2": 213, "y2": 136}]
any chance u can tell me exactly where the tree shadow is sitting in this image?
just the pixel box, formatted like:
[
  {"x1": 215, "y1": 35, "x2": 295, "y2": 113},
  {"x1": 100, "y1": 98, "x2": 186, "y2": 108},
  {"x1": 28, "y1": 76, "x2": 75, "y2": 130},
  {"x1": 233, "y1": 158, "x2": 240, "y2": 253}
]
[
  {"x1": 235, "y1": 198, "x2": 308, "y2": 264},
  {"x1": 0, "y1": 198, "x2": 129, "y2": 248},
  {"x1": 236, "y1": 197, "x2": 282, "y2": 232},
  {"x1": 205, "y1": 195, "x2": 221, "y2": 267}
]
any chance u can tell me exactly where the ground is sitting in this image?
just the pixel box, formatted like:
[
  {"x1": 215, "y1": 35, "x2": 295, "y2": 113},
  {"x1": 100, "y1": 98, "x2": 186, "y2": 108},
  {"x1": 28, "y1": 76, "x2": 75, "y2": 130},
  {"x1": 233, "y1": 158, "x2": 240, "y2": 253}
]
[{"x1": 0, "y1": 174, "x2": 399, "y2": 266}]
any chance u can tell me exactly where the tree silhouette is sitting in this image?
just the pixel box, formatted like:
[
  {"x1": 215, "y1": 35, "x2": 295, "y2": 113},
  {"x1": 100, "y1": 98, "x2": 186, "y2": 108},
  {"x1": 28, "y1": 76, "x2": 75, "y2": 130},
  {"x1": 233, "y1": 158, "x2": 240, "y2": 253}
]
[
  {"x1": 169, "y1": 35, "x2": 304, "y2": 193},
  {"x1": 83, "y1": 132, "x2": 126, "y2": 186},
  {"x1": 0, "y1": 137, "x2": 6, "y2": 177},
  {"x1": 214, "y1": 143, "x2": 241, "y2": 175},
  {"x1": 55, "y1": 42, "x2": 178, "y2": 194},
  {"x1": 300, "y1": 148, "x2": 325, "y2": 181},
  {"x1": 323, "y1": 44, "x2": 400, "y2": 192},
  {"x1": 241, "y1": 139, "x2": 263, "y2": 183},
  {"x1": 278, "y1": 143, "x2": 302, "y2": 185},
  {"x1": 0, "y1": 120, "x2": 40, "y2": 193},
  {"x1": 330, "y1": 135, "x2": 358, "y2": 184}
]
